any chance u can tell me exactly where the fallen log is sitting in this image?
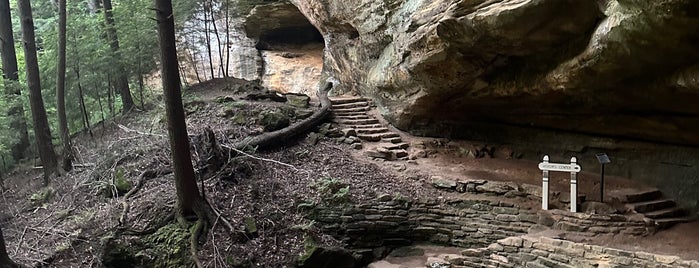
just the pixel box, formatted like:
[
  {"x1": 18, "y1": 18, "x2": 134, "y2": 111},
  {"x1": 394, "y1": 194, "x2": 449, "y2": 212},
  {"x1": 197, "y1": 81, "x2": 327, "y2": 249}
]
[{"x1": 229, "y1": 81, "x2": 333, "y2": 151}]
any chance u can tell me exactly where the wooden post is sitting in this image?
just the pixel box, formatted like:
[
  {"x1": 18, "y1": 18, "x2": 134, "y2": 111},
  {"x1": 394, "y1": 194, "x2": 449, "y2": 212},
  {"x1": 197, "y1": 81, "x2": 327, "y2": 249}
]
[
  {"x1": 570, "y1": 157, "x2": 578, "y2": 212},
  {"x1": 542, "y1": 155, "x2": 550, "y2": 210}
]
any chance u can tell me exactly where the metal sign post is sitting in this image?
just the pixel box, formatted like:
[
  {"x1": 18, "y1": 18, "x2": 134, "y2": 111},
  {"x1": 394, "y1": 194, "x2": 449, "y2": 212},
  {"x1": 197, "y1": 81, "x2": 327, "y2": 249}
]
[
  {"x1": 595, "y1": 153, "x2": 611, "y2": 203},
  {"x1": 538, "y1": 155, "x2": 582, "y2": 212}
]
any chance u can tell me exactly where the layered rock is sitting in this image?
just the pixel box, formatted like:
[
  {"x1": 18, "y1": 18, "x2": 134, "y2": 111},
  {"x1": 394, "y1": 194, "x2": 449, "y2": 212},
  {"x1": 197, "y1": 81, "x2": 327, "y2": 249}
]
[{"x1": 288, "y1": 0, "x2": 699, "y2": 145}]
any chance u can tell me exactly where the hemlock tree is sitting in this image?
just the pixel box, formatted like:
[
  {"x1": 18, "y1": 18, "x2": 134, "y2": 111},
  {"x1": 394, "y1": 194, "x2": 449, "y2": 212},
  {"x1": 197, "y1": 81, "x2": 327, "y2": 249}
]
[
  {"x1": 18, "y1": 0, "x2": 58, "y2": 180},
  {"x1": 0, "y1": 227, "x2": 18, "y2": 268},
  {"x1": 56, "y1": 0, "x2": 73, "y2": 171},
  {"x1": 0, "y1": 0, "x2": 30, "y2": 161},
  {"x1": 102, "y1": 0, "x2": 134, "y2": 114},
  {"x1": 155, "y1": 0, "x2": 205, "y2": 218}
]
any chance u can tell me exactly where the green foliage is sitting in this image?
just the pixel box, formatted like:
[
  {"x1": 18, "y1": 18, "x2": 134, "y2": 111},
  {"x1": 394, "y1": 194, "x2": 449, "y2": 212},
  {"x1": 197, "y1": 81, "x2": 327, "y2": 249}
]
[
  {"x1": 29, "y1": 186, "x2": 54, "y2": 206},
  {"x1": 138, "y1": 223, "x2": 192, "y2": 268},
  {"x1": 315, "y1": 177, "x2": 351, "y2": 205}
]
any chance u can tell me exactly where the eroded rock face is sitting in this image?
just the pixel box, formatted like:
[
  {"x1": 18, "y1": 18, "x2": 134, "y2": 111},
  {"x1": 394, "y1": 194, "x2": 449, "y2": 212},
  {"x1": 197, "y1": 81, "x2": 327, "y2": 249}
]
[{"x1": 290, "y1": 0, "x2": 699, "y2": 145}]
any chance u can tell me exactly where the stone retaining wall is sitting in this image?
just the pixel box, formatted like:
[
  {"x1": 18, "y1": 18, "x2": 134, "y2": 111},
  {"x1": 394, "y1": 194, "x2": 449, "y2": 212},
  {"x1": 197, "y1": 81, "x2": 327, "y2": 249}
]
[
  {"x1": 461, "y1": 235, "x2": 699, "y2": 268},
  {"x1": 311, "y1": 196, "x2": 655, "y2": 250}
]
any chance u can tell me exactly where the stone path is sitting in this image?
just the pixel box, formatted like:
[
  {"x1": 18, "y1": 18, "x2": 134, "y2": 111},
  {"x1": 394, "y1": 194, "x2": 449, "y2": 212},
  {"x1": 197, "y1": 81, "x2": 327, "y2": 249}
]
[
  {"x1": 611, "y1": 188, "x2": 695, "y2": 229},
  {"x1": 330, "y1": 96, "x2": 410, "y2": 161}
]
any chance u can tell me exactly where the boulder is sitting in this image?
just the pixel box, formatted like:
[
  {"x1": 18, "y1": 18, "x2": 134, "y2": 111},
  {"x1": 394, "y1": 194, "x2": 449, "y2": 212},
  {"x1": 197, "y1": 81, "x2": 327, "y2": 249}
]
[
  {"x1": 285, "y1": 93, "x2": 311, "y2": 108},
  {"x1": 258, "y1": 110, "x2": 290, "y2": 131}
]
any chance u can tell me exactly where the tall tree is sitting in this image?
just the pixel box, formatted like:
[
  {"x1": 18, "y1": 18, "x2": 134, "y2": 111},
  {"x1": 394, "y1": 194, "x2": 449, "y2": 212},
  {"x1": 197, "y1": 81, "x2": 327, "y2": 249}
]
[
  {"x1": 56, "y1": 0, "x2": 72, "y2": 171},
  {"x1": 0, "y1": 0, "x2": 30, "y2": 161},
  {"x1": 0, "y1": 227, "x2": 18, "y2": 268},
  {"x1": 155, "y1": 0, "x2": 204, "y2": 217},
  {"x1": 18, "y1": 0, "x2": 58, "y2": 180},
  {"x1": 102, "y1": 0, "x2": 134, "y2": 114}
]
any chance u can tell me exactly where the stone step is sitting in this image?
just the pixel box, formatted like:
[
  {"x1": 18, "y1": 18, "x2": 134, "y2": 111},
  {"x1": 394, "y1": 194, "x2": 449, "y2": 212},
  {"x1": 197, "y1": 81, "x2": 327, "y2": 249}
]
[
  {"x1": 332, "y1": 101, "x2": 370, "y2": 109},
  {"x1": 333, "y1": 118, "x2": 380, "y2": 125},
  {"x1": 356, "y1": 128, "x2": 390, "y2": 134},
  {"x1": 354, "y1": 124, "x2": 384, "y2": 129},
  {"x1": 629, "y1": 199, "x2": 675, "y2": 213},
  {"x1": 358, "y1": 132, "x2": 401, "y2": 142},
  {"x1": 391, "y1": 149, "x2": 408, "y2": 158},
  {"x1": 332, "y1": 106, "x2": 370, "y2": 113},
  {"x1": 654, "y1": 216, "x2": 695, "y2": 229},
  {"x1": 333, "y1": 111, "x2": 366, "y2": 116},
  {"x1": 625, "y1": 189, "x2": 663, "y2": 203},
  {"x1": 330, "y1": 97, "x2": 368, "y2": 105},
  {"x1": 379, "y1": 142, "x2": 409, "y2": 150},
  {"x1": 645, "y1": 207, "x2": 688, "y2": 219},
  {"x1": 382, "y1": 137, "x2": 403, "y2": 144},
  {"x1": 333, "y1": 114, "x2": 371, "y2": 120}
]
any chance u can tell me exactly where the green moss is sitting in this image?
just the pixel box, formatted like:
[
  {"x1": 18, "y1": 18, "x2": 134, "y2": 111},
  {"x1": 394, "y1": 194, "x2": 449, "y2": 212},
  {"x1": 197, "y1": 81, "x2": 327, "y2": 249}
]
[
  {"x1": 29, "y1": 187, "x2": 53, "y2": 206},
  {"x1": 137, "y1": 223, "x2": 191, "y2": 268},
  {"x1": 297, "y1": 235, "x2": 318, "y2": 266},
  {"x1": 114, "y1": 170, "x2": 132, "y2": 194}
]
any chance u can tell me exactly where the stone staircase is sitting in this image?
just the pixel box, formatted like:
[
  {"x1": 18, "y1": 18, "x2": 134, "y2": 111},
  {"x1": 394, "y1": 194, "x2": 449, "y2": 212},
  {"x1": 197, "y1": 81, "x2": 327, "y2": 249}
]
[
  {"x1": 615, "y1": 189, "x2": 695, "y2": 229},
  {"x1": 329, "y1": 96, "x2": 410, "y2": 161}
]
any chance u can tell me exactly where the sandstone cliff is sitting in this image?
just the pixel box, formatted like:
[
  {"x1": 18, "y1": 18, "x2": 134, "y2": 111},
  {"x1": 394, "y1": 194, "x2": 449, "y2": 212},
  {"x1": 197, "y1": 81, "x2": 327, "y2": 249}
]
[{"x1": 285, "y1": 0, "x2": 699, "y2": 146}]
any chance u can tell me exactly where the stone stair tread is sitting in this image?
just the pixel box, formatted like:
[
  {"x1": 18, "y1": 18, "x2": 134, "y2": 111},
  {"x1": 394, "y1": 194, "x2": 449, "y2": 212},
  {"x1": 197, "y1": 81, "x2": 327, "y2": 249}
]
[
  {"x1": 356, "y1": 128, "x2": 390, "y2": 134},
  {"x1": 333, "y1": 115, "x2": 371, "y2": 120},
  {"x1": 358, "y1": 132, "x2": 401, "y2": 141},
  {"x1": 382, "y1": 137, "x2": 403, "y2": 143},
  {"x1": 354, "y1": 124, "x2": 384, "y2": 129},
  {"x1": 330, "y1": 97, "x2": 368, "y2": 105},
  {"x1": 654, "y1": 216, "x2": 695, "y2": 228},
  {"x1": 645, "y1": 207, "x2": 687, "y2": 219},
  {"x1": 391, "y1": 149, "x2": 408, "y2": 158},
  {"x1": 333, "y1": 111, "x2": 366, "y2": 116},
  {"x1": 629, "y1": 199, "x2": 675, "y2": 213},
  {"x1": 332, "y1": 101, "x2": 370, "y2": 109},
  {"x1": 332, "y1": 106, "x2": 370, "y2": 113},
  {"x1": 379, "y1": 142, "x2": 409, "y2": 150},
  {"x1": 334, "y1": 119, "x2": 381, "y2": 125},
  {"x1": 624, "y1": 189, "x2": 663, "y2": 203}
]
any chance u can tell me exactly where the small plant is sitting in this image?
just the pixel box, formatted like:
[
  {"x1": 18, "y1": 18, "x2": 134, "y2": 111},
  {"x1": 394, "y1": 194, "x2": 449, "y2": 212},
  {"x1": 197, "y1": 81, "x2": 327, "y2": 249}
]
[{"x1": 315, "y1": 177, "x2": 351, "y2": 204}]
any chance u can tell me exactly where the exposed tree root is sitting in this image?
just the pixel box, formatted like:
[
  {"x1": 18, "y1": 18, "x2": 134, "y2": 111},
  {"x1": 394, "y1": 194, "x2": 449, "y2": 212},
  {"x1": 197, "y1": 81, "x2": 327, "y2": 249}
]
[{"x1": 118, "y1": 168, "x2": 172, "y2": 226}]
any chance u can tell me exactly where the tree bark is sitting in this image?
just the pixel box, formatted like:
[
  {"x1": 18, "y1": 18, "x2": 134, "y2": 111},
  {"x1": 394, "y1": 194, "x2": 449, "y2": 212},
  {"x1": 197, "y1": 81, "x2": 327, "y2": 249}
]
[
  {"x1": 18, "y1": 0, "x2": 58, "y2": 180},
  {"x1": 0, "y1": 0, "x2": 30, "y2": 161},
  {"x1": 0, "y1": 227, "x2": 18, "y2": 268},
  {"x1": 202, "y1": 0, "x2": 215, "y2": 79},
  {"x1": 209, "y1": 5, "x2": 225, "y2": 77},
  {"x1": 75, "y1": 64, "x2": 93, "y2": 138},
  {"x1": 156, "y1": 0, "x2": 203, "y2": 216},
  {"x1": 56, "y1": 0, "x2": 72, "y2": 172},
  {"x1": 224, "y1": 0, "x2": 230, "y2": 77},
  {"x1": 102, "y1": 0, "x2": 134, "y2": 114}
]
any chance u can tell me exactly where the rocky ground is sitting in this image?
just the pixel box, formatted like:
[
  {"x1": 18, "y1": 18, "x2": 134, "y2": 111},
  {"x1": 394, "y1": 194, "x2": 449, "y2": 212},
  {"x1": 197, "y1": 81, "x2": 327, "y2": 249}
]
[{"x1": 0, "y1": 77, "x2": 697, "y2": 268}]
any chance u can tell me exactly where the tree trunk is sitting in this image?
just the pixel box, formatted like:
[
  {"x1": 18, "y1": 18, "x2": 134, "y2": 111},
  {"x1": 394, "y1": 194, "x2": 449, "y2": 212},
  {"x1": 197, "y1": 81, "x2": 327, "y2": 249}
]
[
  {"x1": 156, "y1": 0, "x2": 203, "y2": 216},
  {"x1": 0, "y1": 0, "x2": 30, "y2": 161},
  {"x1": 0, "y1": 227, "x2": 18, "y2": 268},
  {"x1": 56, "y1": 0, "x2": 72, "y2": 172},
  {"x1": 75, "y1": 64, "x2": 93, "y2": 138},
  {"x1": 106, "y1": 76, "x2": 114, "y2": 117},
  {"x1": 203, "y1": 0, "x2": 215, "y2": 79},
  {"x1": 137, "y1": 45, "x2": 145, "y2": 109},
  {"x1": 209, "y1": 5, "x2": 225, "y2": 77},
  {"x1": 18, "y1": 0, "x2": 58, "y2": 181},
  {"x1": 224, "y1": 0, "x2": 230, "y2": 77},
  {"x1": 102, "y1": 0, "x2": 134, "y2": 114},
  {"x1": 87, "y1": 0, "x2": 101, "y2": 14}
]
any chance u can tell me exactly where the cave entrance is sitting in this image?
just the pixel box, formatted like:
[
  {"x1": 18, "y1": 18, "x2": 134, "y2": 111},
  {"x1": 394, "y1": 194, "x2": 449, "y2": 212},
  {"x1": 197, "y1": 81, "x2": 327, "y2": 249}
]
[{"x1": 244, "y1": 3, "x2": 325, "y2": 95}]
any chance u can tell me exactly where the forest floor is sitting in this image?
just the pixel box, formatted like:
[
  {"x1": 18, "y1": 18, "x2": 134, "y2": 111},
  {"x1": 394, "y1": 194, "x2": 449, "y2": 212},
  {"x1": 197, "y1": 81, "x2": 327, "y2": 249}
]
[{"x1": 0, "y1": 77, "x2": 697, "y2": 267}]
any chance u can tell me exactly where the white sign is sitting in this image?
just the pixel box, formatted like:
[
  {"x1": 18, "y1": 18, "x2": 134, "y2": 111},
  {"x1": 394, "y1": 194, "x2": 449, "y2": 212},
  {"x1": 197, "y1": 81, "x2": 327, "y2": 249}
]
[
  {"x1": 538, "y1": 163, "x2": 581, "y2": 172},
  {"x1": 539, "y1": 155, "x2": 582, "y2": 213}
]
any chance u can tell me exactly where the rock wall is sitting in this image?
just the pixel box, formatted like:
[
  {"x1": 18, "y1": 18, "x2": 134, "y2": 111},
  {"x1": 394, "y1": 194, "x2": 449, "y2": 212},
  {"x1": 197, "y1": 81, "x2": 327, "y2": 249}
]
[
  {"x1": 289, "y1": 0, "x2": 699, "y2": 146},
  {"x1": 465, "y1": 235, "x2": 699, "y2": 268},
  {"x1": 311, "y1": 195, "x2": 655, "y2": 252}
]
